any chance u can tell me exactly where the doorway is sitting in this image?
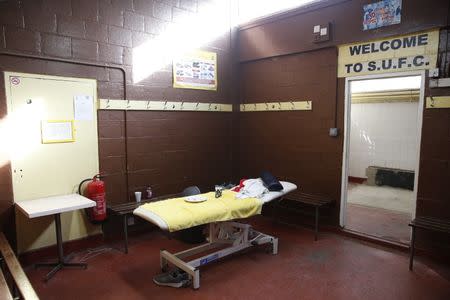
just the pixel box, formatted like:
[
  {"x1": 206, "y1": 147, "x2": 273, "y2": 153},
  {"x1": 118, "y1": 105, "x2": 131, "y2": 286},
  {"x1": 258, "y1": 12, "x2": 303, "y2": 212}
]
[{"x1": 340, "y1": 72, "x2": 425, "y2": 244}]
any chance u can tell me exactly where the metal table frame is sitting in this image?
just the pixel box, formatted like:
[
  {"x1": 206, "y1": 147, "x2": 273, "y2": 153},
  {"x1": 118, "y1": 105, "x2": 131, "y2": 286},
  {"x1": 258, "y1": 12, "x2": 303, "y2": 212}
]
[
  {"x1": 35, "y1": 214, "x2": 87, "y2": 281},
  {"x1": 15, "y1": 194, "x2": 95, "y2": 282},
  {"x1": 159, "y1": 221, "x2": 278, "y2": 290}
]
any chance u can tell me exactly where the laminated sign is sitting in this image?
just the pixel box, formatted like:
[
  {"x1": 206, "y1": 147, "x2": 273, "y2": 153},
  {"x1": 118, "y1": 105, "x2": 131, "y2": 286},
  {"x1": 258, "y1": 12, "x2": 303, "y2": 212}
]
[
  {"x1": 338, "y1": 29, "x2": 439, "y2": 77},
  {"x1": 173, "y1": 50, "x2": 217, "y2": 91}
]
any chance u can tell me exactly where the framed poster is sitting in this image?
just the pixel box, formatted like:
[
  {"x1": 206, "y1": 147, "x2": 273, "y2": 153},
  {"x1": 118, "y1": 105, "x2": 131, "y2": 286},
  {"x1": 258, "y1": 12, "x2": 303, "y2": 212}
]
[
  {"x1": 363, "y1": 0, "x2": 402, "y2": 31},
  {"x1": 173, "y1": 50, "x2": 217, "y2": 91}
]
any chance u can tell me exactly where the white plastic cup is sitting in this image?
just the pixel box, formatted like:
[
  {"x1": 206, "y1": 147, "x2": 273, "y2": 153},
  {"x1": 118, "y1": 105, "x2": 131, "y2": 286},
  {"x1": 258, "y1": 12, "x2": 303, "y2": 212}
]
[{"x1": 135, "y1": 191, "x2": 142, "y2": 203}]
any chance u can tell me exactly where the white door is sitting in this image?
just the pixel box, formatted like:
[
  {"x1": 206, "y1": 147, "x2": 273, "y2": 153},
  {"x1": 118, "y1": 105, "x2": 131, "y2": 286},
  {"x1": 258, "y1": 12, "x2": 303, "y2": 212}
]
[{"x1": 4, "y1": 72, "x2": 100, "y2": 253}]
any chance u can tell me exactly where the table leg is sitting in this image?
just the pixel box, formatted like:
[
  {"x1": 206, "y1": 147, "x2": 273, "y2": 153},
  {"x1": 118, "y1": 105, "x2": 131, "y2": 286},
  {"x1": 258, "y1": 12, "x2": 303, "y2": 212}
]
[
  {"x1": 123, "y1": 214, "x2": 129, "y2": 254},
  {"x1": 409, "y1": 226, "x2": 416, "y2": 271},
  {"x1": 315, "y1": 206, "x2": 319, "y2": 241},
  {"x1": 55, "y1": 213, "x2": 64, "y2": 263},
  {"x1": 35, "y1": 213, "x2": 88, "y2": 281}
]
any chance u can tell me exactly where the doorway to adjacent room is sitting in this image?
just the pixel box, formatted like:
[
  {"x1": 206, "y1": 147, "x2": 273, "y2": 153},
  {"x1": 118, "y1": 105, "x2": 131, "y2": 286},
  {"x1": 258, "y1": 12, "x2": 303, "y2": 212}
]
[{"x1": 341, "y1": 73, "x2": 425, "y2": 244}]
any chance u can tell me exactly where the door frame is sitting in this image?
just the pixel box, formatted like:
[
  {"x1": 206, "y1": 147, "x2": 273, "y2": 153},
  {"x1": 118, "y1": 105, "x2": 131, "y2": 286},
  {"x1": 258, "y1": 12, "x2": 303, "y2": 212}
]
[{"x1": 339, "y1": 70, "x2": 426, "y2": 228}]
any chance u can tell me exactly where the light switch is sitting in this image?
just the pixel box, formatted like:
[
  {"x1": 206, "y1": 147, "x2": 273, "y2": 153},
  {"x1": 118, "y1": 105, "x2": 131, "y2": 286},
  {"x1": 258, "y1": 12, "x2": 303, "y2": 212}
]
[
  {"x1": 329, "y1": 127, "x2": 339, "y2": 137},
  {"x1": 313, "y1": 25, "x2": 320, "y2": 33}
]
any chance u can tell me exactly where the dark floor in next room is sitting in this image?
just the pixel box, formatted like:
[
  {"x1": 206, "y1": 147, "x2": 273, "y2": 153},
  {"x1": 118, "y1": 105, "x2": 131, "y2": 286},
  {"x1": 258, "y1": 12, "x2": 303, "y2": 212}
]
[{"x1": 24, "y1": 217, "x2": 450, "y2": 300}]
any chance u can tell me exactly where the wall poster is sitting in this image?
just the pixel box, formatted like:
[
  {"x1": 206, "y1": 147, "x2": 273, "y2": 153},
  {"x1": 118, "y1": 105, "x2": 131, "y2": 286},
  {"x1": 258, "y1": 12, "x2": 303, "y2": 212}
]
[
  {"x1": 173, "y1": 50, "x2": 217, "y2": 91},
  {"x1": 337, "y1": 29, "x2": 439, "y2": 77},
  {"x1": 363, "y1": 0, "x2": 402, "y2": 31}
]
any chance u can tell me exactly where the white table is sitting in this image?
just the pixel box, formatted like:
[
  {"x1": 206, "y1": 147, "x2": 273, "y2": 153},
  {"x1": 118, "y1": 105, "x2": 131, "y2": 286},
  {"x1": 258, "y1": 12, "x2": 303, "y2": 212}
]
[{"x1": 16, "y1": 194, "x2": 95, "y2": 281}]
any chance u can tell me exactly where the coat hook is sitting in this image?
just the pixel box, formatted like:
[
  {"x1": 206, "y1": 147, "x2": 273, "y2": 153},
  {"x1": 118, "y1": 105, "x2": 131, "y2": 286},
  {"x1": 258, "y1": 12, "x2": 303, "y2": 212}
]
[
  {"x1": 146, "y1": 100, "x2": 151, "y2": 109},
  {"x1": 106, "y1": 99, "x2": 110, "y2": 109},
  {"x1": 265, "y1": 103, "x2": 269, "y2": 111},
  {"x1": 164, "y1": 101, "x2": 167, "y2": 110},
  {"x1": 208, "y1": 103, "x2": 212, "y2": 111},
  {"x1": 126, "y1": 100, "x2": 131, "y2": 109},
  {"x1": 290, "y1": 101, "x2": 295, "y2": 110},
  {"x1": 430, "y1": 96, "x2": 435, "y2": 107}
]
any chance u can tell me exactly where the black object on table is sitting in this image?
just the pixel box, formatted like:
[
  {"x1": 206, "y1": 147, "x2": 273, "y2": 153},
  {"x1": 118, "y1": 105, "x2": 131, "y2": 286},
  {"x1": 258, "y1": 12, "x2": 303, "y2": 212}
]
[
  {"x1": 35, "y1": 214, "x2": 88, "y2": 281},
  {"x1": 408, "y1": 216, "x2": 450, "y2": 270},
  {"x1": 275, "y1": 192, "x2": 334, "y2": 241}
]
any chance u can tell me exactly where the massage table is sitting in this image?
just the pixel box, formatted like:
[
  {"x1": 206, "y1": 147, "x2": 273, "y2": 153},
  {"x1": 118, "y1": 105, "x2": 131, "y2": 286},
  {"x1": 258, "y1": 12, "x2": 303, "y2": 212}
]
[{"x1": 133, "y1": 181, "x2": 297, "y2": 289}]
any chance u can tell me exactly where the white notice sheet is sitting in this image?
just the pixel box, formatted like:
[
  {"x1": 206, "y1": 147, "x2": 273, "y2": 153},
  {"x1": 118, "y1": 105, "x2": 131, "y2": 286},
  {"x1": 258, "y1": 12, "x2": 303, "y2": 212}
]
[{"x1": 74, "y1": 95, "x2": 94, "y2": 121}]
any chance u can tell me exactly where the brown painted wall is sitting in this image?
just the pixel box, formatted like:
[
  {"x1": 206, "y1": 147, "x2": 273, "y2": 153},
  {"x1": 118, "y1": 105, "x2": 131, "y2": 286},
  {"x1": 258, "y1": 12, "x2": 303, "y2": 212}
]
[
  {"x1": 238, "y1": 0, "x2": 450, "y2": 62},
  {"x1": 0, "y1": 0, "x2": 235, "y2": 244},
  {"x1": 237, "y1": 48, "x2": 342, "y2": 224},
  {"x1": 237, "y1": 0, "x2": 450, "y2": 254}
]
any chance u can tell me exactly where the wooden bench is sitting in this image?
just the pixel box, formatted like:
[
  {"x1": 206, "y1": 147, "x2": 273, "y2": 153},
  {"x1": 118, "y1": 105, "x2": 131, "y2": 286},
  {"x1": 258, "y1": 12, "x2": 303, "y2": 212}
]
[
  {"x1": 107, "y1": 193, "x2": 180, "y2": 254},
  {"x1": 277, "y1": 192, "x2": 334, "y2": 241},
  {"x1": 0, "y1": 233, "x2": 39, "y2": 300},
  {"x1": 408, "y1": 216, "x2": 450, "y2": 270}
]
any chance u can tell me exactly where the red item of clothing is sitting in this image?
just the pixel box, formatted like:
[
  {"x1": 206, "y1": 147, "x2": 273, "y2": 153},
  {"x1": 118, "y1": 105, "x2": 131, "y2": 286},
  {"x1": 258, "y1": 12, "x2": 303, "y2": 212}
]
[{"x1": 231, "y1": 178, "x2": 247, "y2": 192}]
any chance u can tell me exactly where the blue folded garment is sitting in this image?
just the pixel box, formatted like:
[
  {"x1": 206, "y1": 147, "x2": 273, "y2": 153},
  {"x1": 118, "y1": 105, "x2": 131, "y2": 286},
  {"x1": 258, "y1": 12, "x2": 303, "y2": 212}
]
[{"x1": 260, "y1": 171, "x2": 283, "y2": 192}]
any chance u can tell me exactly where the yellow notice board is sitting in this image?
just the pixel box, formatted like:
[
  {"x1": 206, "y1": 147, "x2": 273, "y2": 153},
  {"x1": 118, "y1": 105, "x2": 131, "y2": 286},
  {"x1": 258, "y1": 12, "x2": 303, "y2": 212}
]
[
  {"x1": 173, "y1": 50, "x2": 217, "y2": 91},
  {"x1": 41, "y1": 120, "x2": 75, "y2": 143},
  {"x1": 338, "y1": 29, "x2": 439, "y2": 77}
]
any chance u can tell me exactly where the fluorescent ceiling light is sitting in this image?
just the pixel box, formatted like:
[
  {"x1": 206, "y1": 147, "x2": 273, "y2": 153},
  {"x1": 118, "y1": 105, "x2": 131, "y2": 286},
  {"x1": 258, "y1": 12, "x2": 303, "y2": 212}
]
[{"x1": 351, "y1": 76, "x2": 422, "y2": 93}]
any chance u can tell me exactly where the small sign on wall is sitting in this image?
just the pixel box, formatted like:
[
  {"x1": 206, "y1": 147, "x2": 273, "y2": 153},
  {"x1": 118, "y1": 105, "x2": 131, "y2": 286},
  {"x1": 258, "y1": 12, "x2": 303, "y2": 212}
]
[
  {"x1": 41, "y1": 120, "x2": 75, "y2": 144},
  {"x1": 337, "y1": 29, "x2": 439, "y2": 77},
  {"x1": 173, "y1": 50, "x2": 217, "y2": 91},
  {"x1": 363, "y1": 0, "x2": 402, "y2": 30},
  {"x1": 74, "y1": 95, "x2": 94, "y2": 121}
]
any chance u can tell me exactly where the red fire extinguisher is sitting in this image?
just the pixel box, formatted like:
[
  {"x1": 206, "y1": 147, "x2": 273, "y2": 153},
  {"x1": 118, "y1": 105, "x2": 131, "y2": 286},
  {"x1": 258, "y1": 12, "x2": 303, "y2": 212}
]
[{"x1": 79, "y1": 174, "x2": 107, "y2": 223}]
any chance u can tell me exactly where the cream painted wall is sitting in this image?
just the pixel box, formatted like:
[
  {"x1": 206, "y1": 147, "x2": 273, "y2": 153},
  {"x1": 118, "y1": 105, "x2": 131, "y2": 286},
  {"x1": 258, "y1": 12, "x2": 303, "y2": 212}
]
[
  {"x1": 4, "y1": 72, "x2": 101, "y2": 253},
  {"x1": 349, "y1": 101, "x2": 419, "y2": 178}
]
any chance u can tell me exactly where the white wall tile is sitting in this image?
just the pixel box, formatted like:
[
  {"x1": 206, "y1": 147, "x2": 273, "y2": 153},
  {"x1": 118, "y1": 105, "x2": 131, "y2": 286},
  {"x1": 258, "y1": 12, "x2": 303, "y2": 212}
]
[{"x1": 349, "y1": 102, "x2": 419, "y2": 178}]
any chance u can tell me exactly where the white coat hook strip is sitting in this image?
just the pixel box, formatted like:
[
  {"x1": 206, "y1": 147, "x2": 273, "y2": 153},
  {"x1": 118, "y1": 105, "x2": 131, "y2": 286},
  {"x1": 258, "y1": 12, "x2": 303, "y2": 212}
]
[
  {"x1": 99, "y1": 99, "x2": 233, "y2": 112},
  {"x1": 239, "y1": 101, "x2": 312, "y2": 112},
  {"x1": 425, "y1": 96, "x2": 450, "y2": 109}
]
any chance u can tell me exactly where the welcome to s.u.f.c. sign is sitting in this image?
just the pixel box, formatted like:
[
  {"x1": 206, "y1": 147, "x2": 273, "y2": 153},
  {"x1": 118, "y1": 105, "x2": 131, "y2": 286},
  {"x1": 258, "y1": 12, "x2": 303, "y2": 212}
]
[{"x1": 338, "y1": 29, "x2": 439, "y2": 77}]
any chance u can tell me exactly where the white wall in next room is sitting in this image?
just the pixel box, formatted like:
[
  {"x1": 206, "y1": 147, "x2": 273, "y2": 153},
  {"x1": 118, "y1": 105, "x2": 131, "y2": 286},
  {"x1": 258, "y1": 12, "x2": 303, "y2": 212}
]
[{"x1": 349, "y1": 101, "x2": 419, "y2": 178}]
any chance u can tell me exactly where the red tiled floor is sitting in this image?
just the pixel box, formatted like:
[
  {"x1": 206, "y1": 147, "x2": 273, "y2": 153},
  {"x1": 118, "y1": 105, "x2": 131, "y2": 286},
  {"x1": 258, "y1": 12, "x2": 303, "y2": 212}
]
[
  {"x1": 24, "y1": 216, "x2": 450, "y2": 300},
  {"x1": 346, "y1": 203, "x2": 411, "y2": 243}
]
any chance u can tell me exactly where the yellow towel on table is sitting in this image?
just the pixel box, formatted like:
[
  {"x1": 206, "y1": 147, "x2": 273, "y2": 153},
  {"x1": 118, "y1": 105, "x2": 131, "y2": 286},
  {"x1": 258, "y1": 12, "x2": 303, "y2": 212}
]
[{"x1": 138, "y1": 190, "x2": 262, "y2": 232}]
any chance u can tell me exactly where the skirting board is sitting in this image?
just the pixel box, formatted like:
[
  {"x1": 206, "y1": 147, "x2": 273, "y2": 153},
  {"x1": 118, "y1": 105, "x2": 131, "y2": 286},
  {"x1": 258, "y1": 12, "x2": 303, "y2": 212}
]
[{"x1": 426, "y1": 96, "x2": 450, "y2": 109}]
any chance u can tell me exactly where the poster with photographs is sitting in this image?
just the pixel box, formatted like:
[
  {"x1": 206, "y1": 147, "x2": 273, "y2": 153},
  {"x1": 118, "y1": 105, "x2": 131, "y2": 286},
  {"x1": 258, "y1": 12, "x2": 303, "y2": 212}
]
[
  {"x1": 363, "y1": 0, "x2": 402, "y2": 31},
  {"x1": 173, "y1": 50, "x2": 217, "y2": 91}
]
